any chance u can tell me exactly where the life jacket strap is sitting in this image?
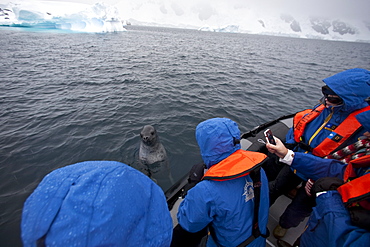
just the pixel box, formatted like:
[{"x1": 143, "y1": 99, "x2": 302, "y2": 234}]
[
  {"x1": 297, "y1": 142, "x2": 313, "y2": 152},
  {"x1": 236, "y1": 167, "x2": 269, "y2": 247}
]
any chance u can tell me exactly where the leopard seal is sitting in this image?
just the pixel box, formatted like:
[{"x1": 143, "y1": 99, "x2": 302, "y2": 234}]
[
  {"x1": 139, "y1": 125, "x2": 167, "y2": 165},
  {"x1": 138, "y1": 125, "x2": 173, "y2": 189}
]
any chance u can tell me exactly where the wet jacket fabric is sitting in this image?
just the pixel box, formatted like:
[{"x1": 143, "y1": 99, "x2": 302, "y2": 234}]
[
  {"x1": 177, "y1": 118, "x2": 269, "y2": 247},
  {"x1": 21, "y1": 161, "x2": 172, "y2": 247},
  {"x1": 177, "y1": 166, "x2": 269, "y2": 247},
  {"x1": 290, "y1": 151, "x2": 369, "y2": 182},
  {"x1": 290, "y1": 151, "x2": 370, "y2": 246},
  {"x1": 300, "y1": 191, "x2": 370, "y2": 247},
  {"x1": 286, "y1": 68, "x2": 370, "y2": 153},
  {"x1": 196, "y1": 118, "x2": 241, "y2": 169}
]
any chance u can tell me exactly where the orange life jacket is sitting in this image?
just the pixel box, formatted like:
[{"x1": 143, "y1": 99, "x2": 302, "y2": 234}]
[
  {"x1": 202, "y1": 149, "x2": 267, "y2": 181},
  {"x1": 337, "y1": 155, "x2": 370, "y2": 210},
  {"x1": 293, "y1": 105, "x2": 370, "y2": 157},
  {"x1": 202, "y1": 149, "x2": 269, "y2": 245},
  {"x1": 293, "y1": 104, "x2": 325, "y2": 143}
]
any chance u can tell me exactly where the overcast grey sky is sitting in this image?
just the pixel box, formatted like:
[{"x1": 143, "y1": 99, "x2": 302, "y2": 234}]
[
  {"x1": 41, "y1": 0, "x2": 369, "y2": 21},
  {"x1": 18, "y1": 0, "x2": 370, "y2": 22}
]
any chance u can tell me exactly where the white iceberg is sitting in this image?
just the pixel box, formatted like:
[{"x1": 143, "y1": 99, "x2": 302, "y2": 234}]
[{"x1": 0, "y1": 0, "x2": 126, "y2": 32}]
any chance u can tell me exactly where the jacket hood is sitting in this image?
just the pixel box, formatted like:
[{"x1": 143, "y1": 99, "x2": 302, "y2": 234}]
[
  {"x1": 196, "y1": 118, "x2": 241, "y2": 168},
  {"x1": 323, "y1": 68, "x2": 370, "y2": 112},
  {"x1": 21, "y1": 161, "x2": 172, "y2": 247}
]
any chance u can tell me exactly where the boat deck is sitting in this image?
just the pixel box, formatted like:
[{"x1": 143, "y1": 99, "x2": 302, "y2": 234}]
[{"x1": 267, "y1": 195, "x2": 308, "y2": 246}]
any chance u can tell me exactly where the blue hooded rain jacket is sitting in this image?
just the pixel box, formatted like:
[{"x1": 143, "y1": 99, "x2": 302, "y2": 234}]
[
  {"x1": 21, "y1": 161, "x2": 173, "y2": 247},
  {"x1": 288, "y1": 68, "x2": 370, "y2": 180},
  {"x1": 286, "y1": 68, "x2": 370, "y2": 152},
  {"x1": 300, "y1": 191, "x2": 370, "y2": 247},
  {"x1": 177, "y1": 118, "x2": 269, "y2": 247},
  {"x1": 285, "y1": 72, "x2": 370, "y2": 247}
]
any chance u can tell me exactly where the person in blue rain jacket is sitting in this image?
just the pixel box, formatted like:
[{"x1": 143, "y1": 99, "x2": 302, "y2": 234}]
[
  {"x1": 267, "y1": 111, "x2": 370, "y2": 247},
  {"x1": 285, "y1": 68, "x2": 370, "y2": 153},
  {"x1": 269, "y1": 68, "x2": 370, "y2": 204},
  {"x1": 175, "y1": 118, "x2": 270, "y2": 247},
  {"x1": 266, "y1": 68, "x2": 370, "y2": 239},
  {"x1": 21, "y1": 161, "x2": 172, "y2": 247},
  {"x1": 270, "y1": 110, "x2": 370, "y2": 182},
  {"x1": 299, "y1": 189, "x2": 370, "y2": 247}
]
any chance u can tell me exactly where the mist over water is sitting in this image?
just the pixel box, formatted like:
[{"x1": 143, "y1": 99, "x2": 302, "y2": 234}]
[{"x1": 0, "y1": 25, "x2": 369, "y2": 246}]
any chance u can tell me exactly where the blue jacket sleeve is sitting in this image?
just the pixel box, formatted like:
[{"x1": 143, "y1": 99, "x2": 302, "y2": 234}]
[
  {"x1": 177, "y1": 182, "x2": 214, "y2": 233},
  {"x1": 290, "y1": 152, "x2": 346, "y2": 181},
  {"x1": 300, "y1": 191, "x2": 370, "y2": 247}
]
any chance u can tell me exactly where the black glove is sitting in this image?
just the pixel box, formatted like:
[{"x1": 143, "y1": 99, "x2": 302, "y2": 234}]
[
  {"x1": 171, "y1": 224, "x2": 208, "y2": 247},
  {"x1": 188, "y1": 162, "x2": 206, "y2": 184},
  {"x1": 311, "y1": 177, "x2": 344, "y2": 196},
  {"x1": 349, "y1": 207, "x2": 370, "y2": 231},
  {"x1": 182, "y1": 163, "x2": 206, "y2": 198}
]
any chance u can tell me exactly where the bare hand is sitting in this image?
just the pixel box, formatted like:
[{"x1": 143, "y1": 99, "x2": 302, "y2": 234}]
[{"x1": 266, "y1": 137, "x2": 288, "y2": 159}]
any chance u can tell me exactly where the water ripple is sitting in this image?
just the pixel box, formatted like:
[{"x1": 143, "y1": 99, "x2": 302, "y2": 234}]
[{"x1": 0, "y1": 26, "x2": 369, "y2": 246}]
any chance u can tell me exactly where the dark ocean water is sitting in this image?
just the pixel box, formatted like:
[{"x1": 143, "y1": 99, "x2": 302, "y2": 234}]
[{"x1": 0, "y1": 25, "x2": 369, "y2": 246}]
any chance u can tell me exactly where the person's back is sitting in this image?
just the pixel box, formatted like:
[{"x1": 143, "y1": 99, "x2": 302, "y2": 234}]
[
  {"x1": 175, "y1": 118, "x2": 269, "y2": 247},
  {"x1": 179, "y1": 154, "x2": 269, "y2": 246}
]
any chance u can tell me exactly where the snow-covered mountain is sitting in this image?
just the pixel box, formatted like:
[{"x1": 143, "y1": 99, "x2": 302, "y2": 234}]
[
  {"x1": 114, "y1": 0, "x2": 370, "y2": 43},
  {"x1": 196, "y1": 16, "x2": 370, "y2": 43},
  {"x1": 1, "y1": 0, "x2": 369, "y2": 43}
]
